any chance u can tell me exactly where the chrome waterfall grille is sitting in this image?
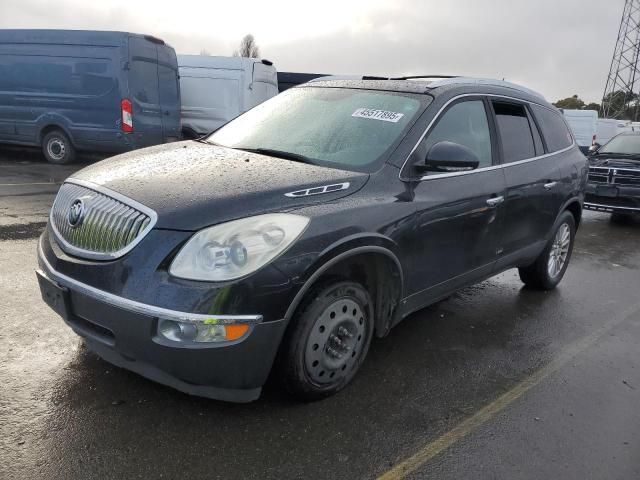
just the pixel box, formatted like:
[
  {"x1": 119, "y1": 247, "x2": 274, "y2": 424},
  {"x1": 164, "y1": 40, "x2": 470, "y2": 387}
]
[{"x1": 50, "y1": 180, "x2": 157, "y2": 260}]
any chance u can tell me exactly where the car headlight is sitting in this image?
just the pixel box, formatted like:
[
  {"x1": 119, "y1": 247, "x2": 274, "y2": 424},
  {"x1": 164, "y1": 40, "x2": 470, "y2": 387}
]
[{"x1": 169, "y1": 213, "x2": 309, "y2": 281}]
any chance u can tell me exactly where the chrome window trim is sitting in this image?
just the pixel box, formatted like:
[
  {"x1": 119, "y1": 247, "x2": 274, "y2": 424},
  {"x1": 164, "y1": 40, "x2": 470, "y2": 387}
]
[
  {"x1": 49, "y1": 178, "x2": 159, "y2": 261},
  {"x1": 399, "y1": 93, "x2": 576, "y2": 182},
  {"x1": 37, "y1": 240, "x2": 263, "y2": 325}
]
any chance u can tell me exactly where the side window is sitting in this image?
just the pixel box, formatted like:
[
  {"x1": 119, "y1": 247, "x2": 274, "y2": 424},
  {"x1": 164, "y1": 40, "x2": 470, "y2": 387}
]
[
  {"x1": 421, "y1": 100, "x2": 493, "y2": 169},
  {"x1": 493, "y1": 101, "x2": 536, "y2": 163},
  {"x1": 130, "y1": 60, "x2": 159, "y2": 105},
  {"x1": 531, "y1": 105, "x2": 573, "y2": 152}
]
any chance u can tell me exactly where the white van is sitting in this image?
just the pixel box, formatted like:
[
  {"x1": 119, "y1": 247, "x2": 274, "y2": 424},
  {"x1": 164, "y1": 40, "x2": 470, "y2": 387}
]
[
  {"x1": 561, "y1": 109, "x2": 597, "y2": 153},
  {"x1": 596, "y1": 118, "x2": 621, "y2": 147},
  {"x1": 178, "y1": 55, "x2": 278, "y2": 137}
]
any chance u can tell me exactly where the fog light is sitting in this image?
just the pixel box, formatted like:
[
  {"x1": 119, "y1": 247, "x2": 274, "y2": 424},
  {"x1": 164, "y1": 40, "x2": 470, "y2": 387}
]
[
  {"x1": 157, "y1": 319, "x2": 250, "y2": 343},
  {"x1": 158, "y1": 320, "x2": 197, "y2": 342}
]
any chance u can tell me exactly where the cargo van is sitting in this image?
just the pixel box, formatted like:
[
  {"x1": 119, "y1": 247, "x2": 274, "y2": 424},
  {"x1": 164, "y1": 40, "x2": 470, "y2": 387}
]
[
  {"x1": 178, "y1": 55, "x2": 278, "y2": 138},
  {"x1": 596, "y1": 118, "x2": 622, "y2": 147},
  {"x1": 0, "y1": 30, "x2": 181, "y2": 163},
  {"x1": 561, "y1": 109, "x2": 597, "y2": 154}
]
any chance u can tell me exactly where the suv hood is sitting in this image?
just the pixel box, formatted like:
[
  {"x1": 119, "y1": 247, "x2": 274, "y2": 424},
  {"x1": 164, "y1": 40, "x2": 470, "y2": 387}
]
[
  {"x1": 70, "y1": 141, "x2": 369, "y2": 230},
  {"x1": 590, "y1": 156, "x2": 640, "y2": 169}
]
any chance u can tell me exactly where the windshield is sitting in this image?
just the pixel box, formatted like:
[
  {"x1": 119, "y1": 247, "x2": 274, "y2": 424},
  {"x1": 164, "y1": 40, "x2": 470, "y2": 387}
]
[
  {"x1": 207, "y1": 87, "x2": 426, "y2": 172},
  {"x1": 599, "y1": 134, "x2": 640, "y2": 156}
]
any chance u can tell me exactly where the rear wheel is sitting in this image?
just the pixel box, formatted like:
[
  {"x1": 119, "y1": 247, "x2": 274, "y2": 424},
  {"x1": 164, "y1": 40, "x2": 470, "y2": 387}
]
[
  {"x1": 519, "y1": 211, "x2": 576, "y2": 290},
  {"x1": 279, "y1": 280, "x2": 373, "y2": 401},
  {"x1": 42, "y1": 130, "x2": 75, "y2": 164}
]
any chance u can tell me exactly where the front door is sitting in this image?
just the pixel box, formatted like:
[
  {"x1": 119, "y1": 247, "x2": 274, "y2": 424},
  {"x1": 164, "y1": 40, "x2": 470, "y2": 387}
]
[{"x1": 400, "y1": 98, "x2": 507, "y2": 312}]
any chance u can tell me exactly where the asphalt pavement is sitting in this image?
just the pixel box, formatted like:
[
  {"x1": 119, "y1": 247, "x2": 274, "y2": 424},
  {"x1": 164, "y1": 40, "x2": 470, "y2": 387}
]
[{"x1": 1, "y1": 151, "x2": 639, "y2": 480}]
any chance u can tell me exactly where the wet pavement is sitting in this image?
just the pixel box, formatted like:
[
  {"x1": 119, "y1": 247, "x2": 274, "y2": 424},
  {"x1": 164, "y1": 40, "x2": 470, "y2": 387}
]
[{"x1": 1, "y1": 151, "x2": 639, "y2": 480}]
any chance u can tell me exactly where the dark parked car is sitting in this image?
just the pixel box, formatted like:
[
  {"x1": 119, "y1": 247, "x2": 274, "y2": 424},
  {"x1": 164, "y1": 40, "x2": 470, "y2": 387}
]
[
  {"x1": 585, "y1": 132, "x2": 640, "y2": 219},
  {"x1": 36, "y1": 78, "x2": 588, "y2": 402},
  {"x1": 0, "y1": 29, "x2": 181, "y2": 164}
]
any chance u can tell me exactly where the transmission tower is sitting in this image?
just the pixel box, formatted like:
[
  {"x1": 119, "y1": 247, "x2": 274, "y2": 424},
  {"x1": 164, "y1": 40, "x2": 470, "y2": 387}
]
[{"x1": 602, "y1": 0, "x2": 640, "y2": 120}]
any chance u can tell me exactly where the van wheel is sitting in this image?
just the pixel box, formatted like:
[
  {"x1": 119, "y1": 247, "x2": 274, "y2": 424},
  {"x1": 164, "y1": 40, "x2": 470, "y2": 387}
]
[
  {"x1": 278, "y1": 280, "x2": 373, "y2": 401},
  {"x1": 42, "y1": 130, "x2": 75, "y2": 164},
  {"x1": 518, "y1": 211, "x2": 576, "y2": 290}
]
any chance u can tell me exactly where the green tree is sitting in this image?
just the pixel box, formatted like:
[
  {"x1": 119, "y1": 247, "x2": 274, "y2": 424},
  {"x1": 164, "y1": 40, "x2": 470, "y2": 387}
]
[
  {"x1": 601, "y1": 90, "x2": 639, "y2": 120},
  {"x1": 584, "y1": 102, "x2": 601, "y2": 112},
  {"x1": 553, "y1": 95, "x2": 585, "y2": 110}
]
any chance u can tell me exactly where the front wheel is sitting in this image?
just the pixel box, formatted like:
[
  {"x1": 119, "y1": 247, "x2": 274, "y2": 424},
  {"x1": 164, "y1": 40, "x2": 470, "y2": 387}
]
[
  {"x1": 518, "y1": 211, "x2": 576, "y2": 290},
  {"x1": 278, "y1": 280, "x2": 373, "y2": 401}
]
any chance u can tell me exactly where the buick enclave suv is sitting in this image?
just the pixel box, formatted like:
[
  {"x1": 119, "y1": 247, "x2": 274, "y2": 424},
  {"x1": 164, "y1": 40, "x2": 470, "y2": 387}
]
[{"x1": 37, "y1": 78, "x2": 588, "y2": 402}]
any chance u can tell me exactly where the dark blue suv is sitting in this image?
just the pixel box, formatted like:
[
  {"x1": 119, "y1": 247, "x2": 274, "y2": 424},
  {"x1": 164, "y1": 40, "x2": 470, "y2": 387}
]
[
  {"x1": 0, "y1": 30, "x2": 181, "y2": 163},
  {"x1": 37, "y1": 78, "x2": 588, "y2": 402}
]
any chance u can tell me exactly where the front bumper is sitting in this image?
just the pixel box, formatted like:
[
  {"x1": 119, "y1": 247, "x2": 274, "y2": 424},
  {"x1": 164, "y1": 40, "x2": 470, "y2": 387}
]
[
  {"x1": 36, "y1": 241, "x2": 288, "y2": 403},
  {"x1": 584, "y1": 183, "x2": 640, "y2": 213}
]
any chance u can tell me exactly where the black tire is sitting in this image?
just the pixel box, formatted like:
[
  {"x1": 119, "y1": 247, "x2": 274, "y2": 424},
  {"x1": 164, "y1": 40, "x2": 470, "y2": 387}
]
[
  {"x1": 518, "y1": 211, "x2": 576, "y2": 290},
  {"x1": 278, "y1": 280, "x2": 374, "y2": 401},
  {"x1": 42, "y1": 130, "x2": 75, "y2": 164}
]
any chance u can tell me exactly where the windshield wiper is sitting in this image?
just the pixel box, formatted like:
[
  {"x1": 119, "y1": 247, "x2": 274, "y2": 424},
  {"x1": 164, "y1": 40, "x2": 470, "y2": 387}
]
[{"x1": 238, "y1": 148, "x2": 314, "y2": 164}]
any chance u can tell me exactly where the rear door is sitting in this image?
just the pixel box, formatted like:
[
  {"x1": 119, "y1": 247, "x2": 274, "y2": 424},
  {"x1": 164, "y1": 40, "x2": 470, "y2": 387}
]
[
  {"x1": 248, "y1": 62, "x2": 278, "y2": 109},
  {"x1": 492, "y1": 99, "x2": 558, "y2": 259},
  {"x1": 157, "y1": 45, "x2": 181, "y2": 141},
  {"x1": 128, "y1": 36, "x2": 163, "y2": 147}
]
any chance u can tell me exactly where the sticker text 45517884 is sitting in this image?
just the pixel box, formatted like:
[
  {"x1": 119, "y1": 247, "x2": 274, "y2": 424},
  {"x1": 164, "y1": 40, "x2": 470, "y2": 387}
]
[{"x1": 352, "y1": 108, "x2": 405, "y2": 123}]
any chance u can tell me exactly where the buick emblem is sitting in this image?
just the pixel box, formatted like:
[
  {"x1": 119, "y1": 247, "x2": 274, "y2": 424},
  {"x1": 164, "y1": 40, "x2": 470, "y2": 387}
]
[{"x1": 68, "y1": 199, "x2": 85, "y2": 228}]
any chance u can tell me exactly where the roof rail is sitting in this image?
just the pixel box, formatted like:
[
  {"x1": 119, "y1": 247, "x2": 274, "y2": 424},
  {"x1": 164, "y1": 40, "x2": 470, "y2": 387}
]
[
  {"x1": 425, "y1": 77, "x2": 547, "y2": 101},
  {"x1": 390, "y1": 75, "x2": 458, "y2": 80}
]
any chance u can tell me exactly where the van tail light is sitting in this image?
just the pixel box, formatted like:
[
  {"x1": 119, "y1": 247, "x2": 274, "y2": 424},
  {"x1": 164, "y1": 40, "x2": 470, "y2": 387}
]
[
  {"x1": 121, "y1": 98, "x2": 133, "y2": 133},
  {"x1": 592, "y1": 134, "x2": 597, "y2": 145}
]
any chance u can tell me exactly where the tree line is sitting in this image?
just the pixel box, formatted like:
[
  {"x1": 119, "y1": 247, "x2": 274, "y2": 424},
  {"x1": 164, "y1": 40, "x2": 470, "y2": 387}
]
[{"x1": 554, "y1": 91, "x2": 640, "y2": 121}]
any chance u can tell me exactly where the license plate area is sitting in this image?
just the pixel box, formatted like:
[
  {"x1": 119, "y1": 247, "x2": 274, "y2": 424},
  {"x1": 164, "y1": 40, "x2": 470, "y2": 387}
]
[
  {"x1": 36, "y1": 270, "x2": 71, "y2": 320},
  {"x1": 596, "y1": 185, "x2": 619, "y2": 198}
]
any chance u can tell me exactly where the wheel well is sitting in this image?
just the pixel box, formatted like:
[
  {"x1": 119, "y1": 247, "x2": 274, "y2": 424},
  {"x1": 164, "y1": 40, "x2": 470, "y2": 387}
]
[
  {"x1": 39, "y1": 125, "x2": 71, "y2": 144},
  {"x1": 304, "y1": 252, "x2": 403, "y2": 338},
  {"x1": 565, "y1": 201, "x2": 582, "y2": 228}
]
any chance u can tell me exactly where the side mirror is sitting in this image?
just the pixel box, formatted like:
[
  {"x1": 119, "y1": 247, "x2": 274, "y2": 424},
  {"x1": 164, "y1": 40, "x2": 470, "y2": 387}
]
[
  {"x1": 588, "y1": 143, "x2": 601, "y2": 155},
  {"x1": 416, "y1": 141, "x2": 480, "y2": 173}
]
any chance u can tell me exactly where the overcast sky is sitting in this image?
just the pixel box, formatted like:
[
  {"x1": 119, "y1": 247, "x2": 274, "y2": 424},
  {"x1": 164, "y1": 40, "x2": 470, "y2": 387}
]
[{"x1": 0, "y1": 0, "x2": 624, "y2": 103}]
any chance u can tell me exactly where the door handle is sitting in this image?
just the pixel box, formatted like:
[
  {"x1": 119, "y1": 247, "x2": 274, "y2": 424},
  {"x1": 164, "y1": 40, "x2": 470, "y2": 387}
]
[
  {"x1": 544, "y1": 181, "x2": 558, "y2": 190},
  {"x1": 486, "y1": 196, "x2": 504, "y2": 207}
]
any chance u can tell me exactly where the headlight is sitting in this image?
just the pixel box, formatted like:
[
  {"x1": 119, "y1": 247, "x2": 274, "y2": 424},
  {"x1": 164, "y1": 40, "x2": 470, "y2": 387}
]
[{"x1": 169, "y1": 213, "x2": 309, "y2": 281}]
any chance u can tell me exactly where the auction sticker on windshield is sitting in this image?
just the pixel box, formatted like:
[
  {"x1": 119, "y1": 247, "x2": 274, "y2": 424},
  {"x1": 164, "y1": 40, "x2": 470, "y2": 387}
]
[{"x1": 352, "y1": 108, "x2": 405, "y2": 123}]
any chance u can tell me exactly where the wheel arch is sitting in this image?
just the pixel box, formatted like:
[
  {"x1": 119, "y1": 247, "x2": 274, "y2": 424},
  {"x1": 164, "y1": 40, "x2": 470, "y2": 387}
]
[
  {"x1": 559, "y1": 197, "x2": 583, "y2": 229},
  {"x1": 284, "y1": 238, "x2": 404, "y2": 338}
]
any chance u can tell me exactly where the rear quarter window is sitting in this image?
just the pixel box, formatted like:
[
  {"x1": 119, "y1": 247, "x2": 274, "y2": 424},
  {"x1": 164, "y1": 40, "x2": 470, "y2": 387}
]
[{"x1": 531, "y1": 105, "x2": 573, "y2": 152}]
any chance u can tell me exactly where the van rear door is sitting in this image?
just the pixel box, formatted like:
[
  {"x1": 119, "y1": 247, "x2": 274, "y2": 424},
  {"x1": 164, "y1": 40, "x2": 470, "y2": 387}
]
[
  {"x1": 248, "y1": 62, "x2": 278, "y2": 109},
  {"x1": 179, "y1": 67, "x2": 242, "y2": 135},
  {"x1": 128, "y1": 36, "x2": 163, "y2": 147},
  {"x1": 157, "y1": 45, "x2": 181, "y2": 142}
]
